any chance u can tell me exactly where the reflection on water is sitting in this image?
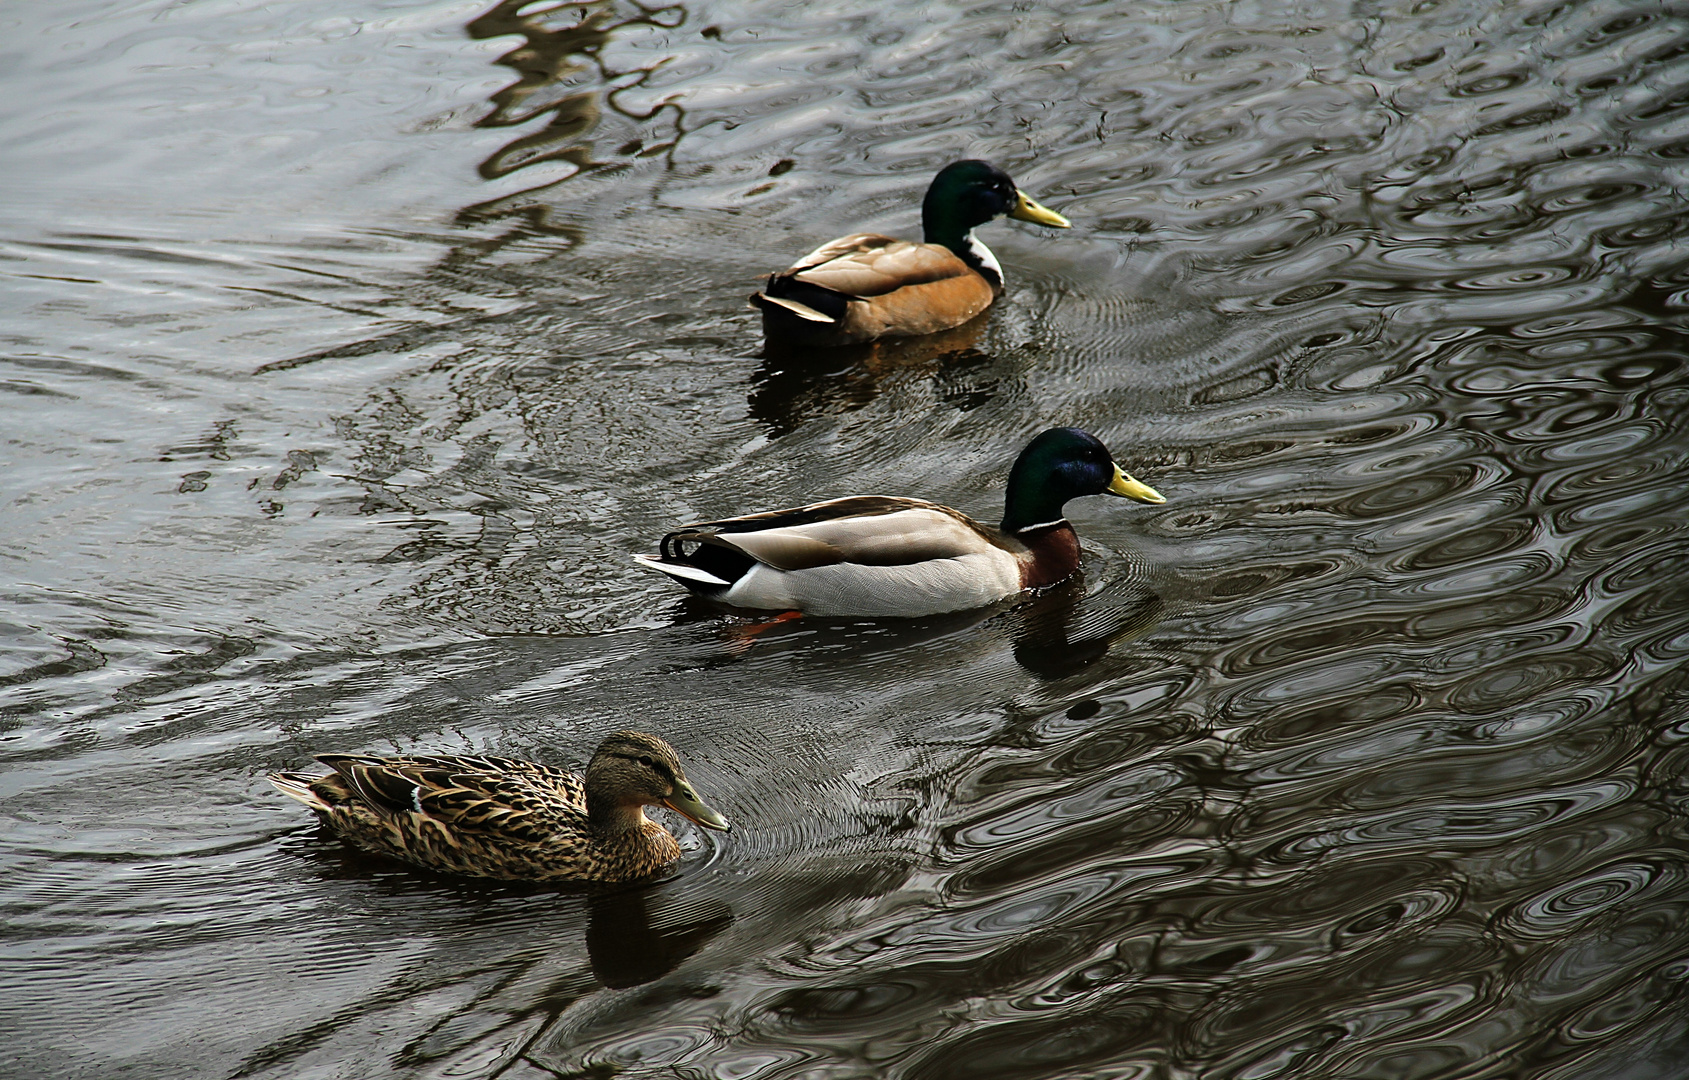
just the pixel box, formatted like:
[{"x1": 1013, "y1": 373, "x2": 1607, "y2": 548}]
[
  {"x1": 1006, "y1": 575, "x2": 1164, "y2": 681},
  {"x1": 228, "y1": 860, "x2": 731, "y2": 1077},
  {"x1": 471, "y1": 0, "x2": 691, "y2": 180},
  {"x1": 3, "y1": 0, "x2": 1689, "y2": 1077},
  {"x1": 587, "y1": 887, "x2": 734, "y2": 989},
  {"x1": 750, "y1": 316, "x2": 994, "y2": 434}
]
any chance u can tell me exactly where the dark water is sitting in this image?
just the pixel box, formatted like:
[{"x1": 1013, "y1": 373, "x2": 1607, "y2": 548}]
[{"x1": 4, "y1": 0, "x2": 1689, "y2": 1076}]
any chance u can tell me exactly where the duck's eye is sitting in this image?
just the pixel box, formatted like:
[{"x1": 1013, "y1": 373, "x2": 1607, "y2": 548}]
[{"x1": 636, "y1": 755, "x2": 655, "y2": 769}]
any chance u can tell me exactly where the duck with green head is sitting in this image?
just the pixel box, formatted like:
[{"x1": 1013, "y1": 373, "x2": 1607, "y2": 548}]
[
  {"x1": 270, "y1": 731, "x2": 731, "y2": 883},
  {"x1": 753, "y1": 160, "x2": 1071, "y2": 347},
  {"x1": 634, "y1": 428, "x2": 1165, "y2": 618}
]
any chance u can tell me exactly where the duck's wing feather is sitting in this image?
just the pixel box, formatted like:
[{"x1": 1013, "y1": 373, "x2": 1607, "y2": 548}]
[
  {"x1": 784, "y1": 235, "x2": 972, "y2": 299},
  {"x1": 785, "y1": 233, "x2": 896, "y2": 273},
  {"x1": 312, "y1": 753, "x2": 584, "y2": 842},
  {"x1": 663, "y1": 496, "x2": 1009, "y2": 571}
]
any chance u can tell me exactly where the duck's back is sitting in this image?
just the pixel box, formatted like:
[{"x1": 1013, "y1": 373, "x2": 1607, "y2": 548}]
[
  {"x1": 665, "y1": 497, "x2": 1028, "y2": 616},
  {"x1": 755, "y1": 234, "x2": 995, "y2": 345},
  {"x1": 275, "y1": 753, "x2": 616, "y2": 880}
]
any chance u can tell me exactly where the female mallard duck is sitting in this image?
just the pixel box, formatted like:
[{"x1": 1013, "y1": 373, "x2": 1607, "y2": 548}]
[
  {"x1": 753, "y1": 160, "x2": 1070, "y2": 347},
  {"x1": 270, "y1": 731, "x2": 730, "y2": 883},
  {"x1": 633, "y1": 427, "x2": 1165, "y2": 618}
]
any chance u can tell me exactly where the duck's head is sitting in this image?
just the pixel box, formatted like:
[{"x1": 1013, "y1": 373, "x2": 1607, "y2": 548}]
[
  {"x1": 1001, "y1": 427, "x2": 1164, "y2": 534},
  {"x1": 922, "y1": 160, "x2": 1070, "y2": 249},
  {"x1": 587, "y1": 731, "x2": 731, "y2": 832}
]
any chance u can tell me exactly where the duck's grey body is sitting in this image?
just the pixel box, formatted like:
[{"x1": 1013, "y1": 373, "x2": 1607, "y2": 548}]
[{"x1": 634, "y1": 429, "x2": 1165, "y2": 619}]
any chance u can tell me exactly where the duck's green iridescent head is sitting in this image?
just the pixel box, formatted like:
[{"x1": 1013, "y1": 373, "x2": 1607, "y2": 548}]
[
  {"x1": 1001, "y1": 427, "x2": 1164, "y2": 534},
  {"x1": 921, "y1": 160, "x2": 1070, "y2": 252}
]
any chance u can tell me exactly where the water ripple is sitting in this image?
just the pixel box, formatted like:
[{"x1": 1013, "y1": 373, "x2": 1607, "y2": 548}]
[
  {"x1": 1273, "y1": 781, "x2": 1636, "y2": 861},
  {"x1": 1498, "y1": 860, "x2": 1672, "y2": 939},
  {"x1": 6, "y1": 0, "x2": 1689, "y2": 1076}
]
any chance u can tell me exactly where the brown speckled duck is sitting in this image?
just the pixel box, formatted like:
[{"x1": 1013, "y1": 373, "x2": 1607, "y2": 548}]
[
  {"x1": 753, "y1": 160, "x2": 1070, "y2": 347},
  {"x1": 270, "y1": 731, "x2": 730, "y2": 883}
]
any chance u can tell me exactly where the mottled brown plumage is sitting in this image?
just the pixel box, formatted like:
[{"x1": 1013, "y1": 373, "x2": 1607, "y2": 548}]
[{"x1": 270, "y1": 731, "x2": 730, "y2": 883}]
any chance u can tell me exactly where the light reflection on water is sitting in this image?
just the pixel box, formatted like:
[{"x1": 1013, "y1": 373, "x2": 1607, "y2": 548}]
[{"x1": 2, "y1": 0, "x2": 1688, "y2": 1077}]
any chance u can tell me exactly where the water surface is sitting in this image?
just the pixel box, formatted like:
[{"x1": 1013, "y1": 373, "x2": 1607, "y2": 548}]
[{"x1": 3, "y1": 0, "x2": 1689, "y2": 1077}]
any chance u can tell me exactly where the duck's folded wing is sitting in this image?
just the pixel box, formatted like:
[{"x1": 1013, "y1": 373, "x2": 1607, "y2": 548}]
[
  {"x1": 785, "y1": 233, "x2": 896, "y2": 273},
  {"x1": 786, "y1": 236, "x2": 971, "y2": 298},
  {"x1": 665, "y1": 497, "x2": 1003, "y2": 570},
  {"x1": 315, "y1": 754, "x2": 579, "y2": 841}
]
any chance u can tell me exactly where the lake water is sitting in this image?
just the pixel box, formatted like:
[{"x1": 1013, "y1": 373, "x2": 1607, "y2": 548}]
[{"x1": 4, "y1": 0, "x2": 1688, "y2": 1077}]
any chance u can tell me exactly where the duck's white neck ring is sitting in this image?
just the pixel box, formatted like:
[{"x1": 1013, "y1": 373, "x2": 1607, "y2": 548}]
[
  {"x1": 1013, "y1": 518, "x2": 1069, "y2": 534},
  {"x1": 964, "y1": 231, "x2": 1003, "y2": 289}
]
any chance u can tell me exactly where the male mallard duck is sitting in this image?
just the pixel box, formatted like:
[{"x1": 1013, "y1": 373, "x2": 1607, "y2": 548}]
[
  {"x1": 270, "y1": 731, "x2": 730, "y2": 883},
  {"x1": 633, "y1": 427, "x2": 1165, "y2": 617},
  {"x1": 753, "y1": 160, "x2": 1070, "y2": 347}
]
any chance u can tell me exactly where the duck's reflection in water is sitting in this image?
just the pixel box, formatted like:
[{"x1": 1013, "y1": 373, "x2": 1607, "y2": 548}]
[
  {"x1": 239, "y1": 847, "x2": 731, "y2": 1077},
  {"x1": 748, "y1": 315, "x2": 995, "y2": 436},
  {"x1": 431, "y1": 885, "x2": 733, "y2": 1075},
  {"x1": 585, "y1": 885, "x2": 733, "y2": 989},
  {"x1": 1004, "y1": 574, "x2": 1164, "y2": 681},
  {"x1": 672, "y1": 567, "x2": 1162, "y2": 681}
]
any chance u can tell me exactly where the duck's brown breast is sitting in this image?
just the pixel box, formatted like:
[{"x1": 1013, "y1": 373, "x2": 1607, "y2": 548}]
[
  {"x1": 849, "y1": 271, "x2": 996, "y2": 340},
  {"x1": 1015, "y1": 522, "x2": 1082, "y2": 589}
]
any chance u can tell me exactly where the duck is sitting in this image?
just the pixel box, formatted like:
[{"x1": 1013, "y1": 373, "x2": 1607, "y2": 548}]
[
  {"x1": 633, "y1": 427, "x2": 1165, "y2": 618},
  {"x1": 269, "y1": 730, "x2": 730, "y2": 883},
  {"x1": 752, "y1": 159, "x2": 1071, "y2": 347}
]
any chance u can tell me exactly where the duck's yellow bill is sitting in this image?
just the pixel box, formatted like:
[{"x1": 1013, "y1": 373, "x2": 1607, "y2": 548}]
[
  {"x1": 1009, "y1": 190, "x2": 1071, "y2": 228},
  {"x1": 664, "y1": 784, "x2": 732, "y2": 832},
  {"x1": 1108, "y1": 465, "x2": 1164, "y2": 504}
]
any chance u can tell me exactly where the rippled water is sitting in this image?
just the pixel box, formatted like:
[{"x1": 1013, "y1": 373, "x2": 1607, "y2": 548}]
[{"x1": 4, "y1": 0, "x2": 1689, "y2": 1077}]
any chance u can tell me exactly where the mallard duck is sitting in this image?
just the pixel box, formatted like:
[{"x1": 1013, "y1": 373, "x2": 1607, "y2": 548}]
[
  {"x1": 633, "y1": 427, "x2": 1165, "y2": 617},
  {"x1": 753, "y1": 160, "x2": 1070, "y2": 346},
  {"x1": 270, "y1": 731, "x2": 730, "y2": 883}
]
